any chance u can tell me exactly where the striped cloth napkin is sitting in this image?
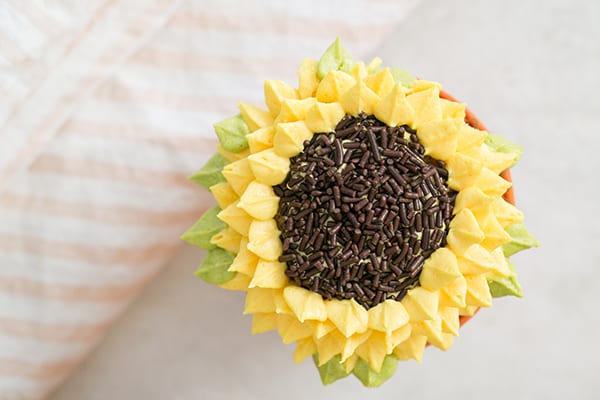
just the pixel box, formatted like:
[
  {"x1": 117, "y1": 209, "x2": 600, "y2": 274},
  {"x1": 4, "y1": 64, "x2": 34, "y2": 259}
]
[{"x1": 0, "y1": 0, "x2": 419, "y2": 398}]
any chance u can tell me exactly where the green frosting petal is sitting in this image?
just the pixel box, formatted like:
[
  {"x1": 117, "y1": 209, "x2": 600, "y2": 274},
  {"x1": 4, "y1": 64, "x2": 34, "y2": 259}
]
[
  {"x1": 213, "y1": 114, "x2": 250, "y2": 153},
  {"x1": 195, "y1": 248, "x2": 236, "y2": 285},
  {"x1": 484, "y1": 134, "x2": 523, "y2": 168},
  {"x1": 181, "y1": 206, "x2": 225, "y2": 250},
  {"x1": 313, "y1": 355, "x2": 350, "y2": 385},
  {"x1": 317, "y1": 38, "x2": 355, "y2": 79},
  {"x1": 503, "y1": 223, "x2": 540, "y2": 257},
  {"x1": 352, "y1": 355, "x2": 398, "y2": 388},
  {"x1": 389, "y1": 68, "x2": 416, "y2": 87},
  {"x1": 488, "y1": 260, "x2": 523, "y2": 298},
  {"x1": 189, "y1": 153, "x2": 228, "y2": 189}
]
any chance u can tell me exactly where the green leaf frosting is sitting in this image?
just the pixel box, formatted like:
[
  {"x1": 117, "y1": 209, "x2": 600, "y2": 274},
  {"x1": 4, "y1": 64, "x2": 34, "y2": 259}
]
[
  {"x1": 190, "y1": 153, "x2": 228, "y2": 189},
  {"x1": 503, "y1": 223, "x2": 540, "y2": 257},
  {"x1": 352, "y1": 355, "x2": 398, "y2": 388},
  {"x1": 213, "y1": 114, "x2": 250, "y2": 153},
  {"x1": 484, "y1": 134, "x2": 523, "y2": 168},
  {"x1": 317, "y1": 37, "x2": 355, "y2": 79},
  {"x1": 181, "y1": 206, "x2": 225, "y2": 250},
  {"x1": 313, "y1": 354, "x2": 400, "y2": 387},
  {"x1": 488, "y1": 260, "x2": 523, "y2": 298},
  {"x1": 195, "y1": 247, "x2": 236, "y2": 285},
  {"x1": 389, "y1": 68, "x2": 416, "y2": 86},
  {"x1": 313, "y1": 355, "x2": 350, "y2": 385}
]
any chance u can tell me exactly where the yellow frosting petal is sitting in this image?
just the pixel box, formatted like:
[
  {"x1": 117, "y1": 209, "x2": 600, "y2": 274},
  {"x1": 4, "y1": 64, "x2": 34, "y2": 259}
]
[
  {"x1": 312, "y1": 319, "x2": 336, "y2": 339},
  {"x1": 273, "y1": 121, "x2": 313, "y2": 157},
  {"x1": 239, "y1": 102, "x2": 274, "y2": 132},
  {"x1": 341, "y1": 331, "x2": 372, "y2": 362},
  {"x1": 367, "y1": 299, "x2": 410, "y2": 332},
  {"x1": 459, "y1": 305, "x2": 479, "y2": 317},
  {"x1": 415, "y1": 315, "x2": 453, "y2": 350},
  {"x1": 414, "y1": 315, "x2": 447, "y2": 350},
  {"x1": 432, "y1": 332, "x2": 454, "y2": 351},
  {"x1": 217, "y1": 144, "x2": 250, "y2": 162},
  {"x1": 416, "y1": 119, "x2": 460, "y2": 161},
  {"x1": 440, "y1": 98, "x2": 466, "y2": 121},
  {"x1": 315, "y1": 330, "x2": 345, "y2": 366},
  {"x1": 474, "y1": 167, "x2": 512, "y2": 197},
  {"x1": 479, "y1": 212, "x2": 512, "y2": 250},
  {"x1": 439, "y1": 306, "x2": 460, "y2": 336},
  {"x1": 373, "y1": 83, "x2": 414, "y2": 127},
  {"x1": 244, "y1": 288, "x2": 277, "y2": 314},
  {"x1": 272, "y1": 289, "x2": 293, "y2": 315},
  {"x1": 457, "y1": 244, "x2": 497, "y2": 275},
  {"x1": 439, "y1": 276, "x2": 467, "y2": 308},
  {"x1": 492, "y1": 198, "x2": 524, "y2": 228},
  {"x1": 465, "y1": 274, "x2": 493, "y2": 307},
  {"x1": 447, "y1": 152, "x2": 483, "y2": 191},
  {"x1": 228, "y1": 271, "x2": 256, "y2": 290},
  {"x1": 489, "y1": 247, "x2": 512, "y2": 278},
  {"x1": 283, "y1": 286, "x2": 328, "y2": 322},
  {"x1": 315, "y1": 70, "x2": 356, "y2": 103},
  {"x1": 469, "y1": 143, "x2": 518, "y2": 174},
  {"x1": 403, "y1": 287, "x2": 440, "y2": 322},
  {"x1": 247, "y1": 148, "x2": 290, "y2": 186},
  {"x1": 456, "y1": 124, "x2": 486, "y2": 152},
  {"x1": 364, "y1": 68, "x2": 396, "y2": 98},
  {"x1": 458, "y1": 244, "x2": 501, "y2": 275},
  {"x1": 393, "y1": 334, "x2": 427, "y2": 362},
  {"x1": 405, "y1": 87, "x2": 442, "y2": 129},
  {"x1": 305, "y1": 102, "x2": 345, "y2": 133},
  {"x1": 294, "y1": 337, "x2": 317, "y2": 363},
  {"x1": 340, "y1": 80, "x2": 380, "y2": 116},
  {"x1": 419, "y1": 247, "x2": 461, "y2": 290},
  {"x1": 447, "y1": 208, "x2": 485, "y2": 255},
  {"x1": 355, "y1": 331, "x2": 388, "y2": 372},
  {"x1": 276, "y1": 98, "x2": 317, "y2": 123},
  {"x1": 454, "y1": 186, "x2": 496, "y2": 215},
  {"x1": 276, "y1": 314, "x2": 314, "y2": 344},
  {"x1": 219, "y1": 272, "x2": 252, "y2": 291},
  {"x1": 247, "y1": 126, "x2": 275, "y2": 153},
  {"x1": 249, "y1": 259, "x2": 288, "y2": 289},
  {"x1": 325, "y1": 299, "x2": 369, "y2": 337},
  {"x1": 228, "y1": 238, "x2": 258, "y2": 275},
  {"x1": 251, "y1": 312, "x2": 278, "y2": 334},
  {"x1": 297, "y1": 58, "x2": 319, "y2": 99},
  {"x1": 350, "y1": 61, "x2": 368, "y2": 80},
  {"x1": 238, "y1": 181, "x2": 279, "y2": 220},
  {"x1": 209, "y1": 182, "x2": 238, "y2": 210},
  {"x1": 221, "y1": 158, "x2": 254, "y2": 196},
  {"x1": 210, "y1": 227, "x2": 242, "y2": 253},
  {"x1": 264, "y1": 80, "x2": 298, "y2": 117},
  {"x1": 384, "y1": 324, "x2": 412, "y2": 353},
  {"x1": 409, "y1": 79, "x2": 442, "y2": 93},
  {"x1": 217, "y1": 201, "x2": 253, "y2": 236},
  {"x1": 247, "y1": 220, "x2": 282, "y2": 261}
]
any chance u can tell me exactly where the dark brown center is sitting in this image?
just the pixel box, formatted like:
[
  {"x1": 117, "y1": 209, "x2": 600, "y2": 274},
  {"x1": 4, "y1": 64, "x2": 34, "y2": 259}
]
[{"x1": 274, "y1": 113, "x2": 455, "y2": 309}]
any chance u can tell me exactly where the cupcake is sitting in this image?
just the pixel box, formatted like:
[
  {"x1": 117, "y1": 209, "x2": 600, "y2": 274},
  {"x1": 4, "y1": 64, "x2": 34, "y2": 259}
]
[{"x1": 182, "y1": 38, "x2": 538, "y2": 387}]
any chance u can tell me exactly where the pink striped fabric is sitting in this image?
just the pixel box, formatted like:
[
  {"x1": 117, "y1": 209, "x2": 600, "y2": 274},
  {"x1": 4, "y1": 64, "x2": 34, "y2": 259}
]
[{"x1": 0, "y1": 0, "x2": 419, "y2": 398}]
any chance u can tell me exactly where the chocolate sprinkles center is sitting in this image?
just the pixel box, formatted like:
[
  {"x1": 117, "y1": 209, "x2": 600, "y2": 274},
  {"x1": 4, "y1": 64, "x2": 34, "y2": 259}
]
[{"x1": 274, "y1": 113, "x2": 456, "y2": 309}]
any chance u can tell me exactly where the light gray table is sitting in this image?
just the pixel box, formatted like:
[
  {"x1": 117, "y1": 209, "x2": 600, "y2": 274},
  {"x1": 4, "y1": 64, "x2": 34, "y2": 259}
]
[{"x1": 53, "y1": 0, "x2": 600, "y2": 398}]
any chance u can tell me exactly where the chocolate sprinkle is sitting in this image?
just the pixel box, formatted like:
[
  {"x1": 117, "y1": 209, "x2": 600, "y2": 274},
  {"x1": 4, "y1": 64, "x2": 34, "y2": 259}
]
[{"x1": 275, "y1": 114, "x2": 456, "y2": 309}]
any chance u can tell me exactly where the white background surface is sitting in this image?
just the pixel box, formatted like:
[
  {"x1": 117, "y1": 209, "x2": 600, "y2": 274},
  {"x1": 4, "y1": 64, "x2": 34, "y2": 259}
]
[{"x1": 53, "y1": 0, "x2": 600, "y2": 398}]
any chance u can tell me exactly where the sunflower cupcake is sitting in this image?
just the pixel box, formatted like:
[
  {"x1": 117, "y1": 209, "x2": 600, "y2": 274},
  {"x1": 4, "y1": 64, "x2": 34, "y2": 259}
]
[{"x1": 182, "y1": 38, "x2": 538, "y2": 387}]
